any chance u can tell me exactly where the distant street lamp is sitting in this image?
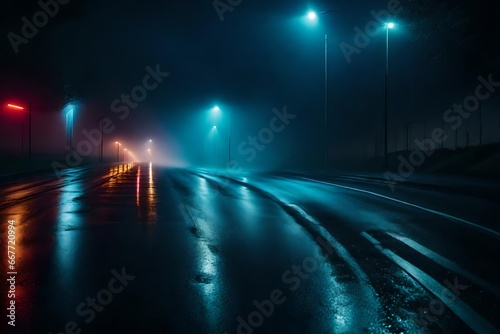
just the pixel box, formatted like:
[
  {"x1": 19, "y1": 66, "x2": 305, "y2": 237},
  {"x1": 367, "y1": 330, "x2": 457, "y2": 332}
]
[
  {"x1": 115, "y1": 142, "x2": 121, "y2": 162},
  {"x1": 209, "y1": 123, "x2": 219, "y2": 167},
  {"x1": 7, "y1": 102, "x2": 32, "y2": 159},
  {"x1": 6, "y1": 104, "x2": 26, "y2": 157},
  {"x1": 99, "y1": 114, "x2": 104, "y2": 163},
  {"x1": 123, "y1": 148, "x2": 127, "y2": 162},
  {"x1": 147, "y1": 139, "x2": 153, "y2": 162},
  {"x1": 384, "y1": 22, "x2": 395, "y2": 170},
  {"x1": 211, "y1": 106, "x2": 231, "y2": 165},
  {"x1": 65, "y1": 107, "x2": 75, "y2": 156}
]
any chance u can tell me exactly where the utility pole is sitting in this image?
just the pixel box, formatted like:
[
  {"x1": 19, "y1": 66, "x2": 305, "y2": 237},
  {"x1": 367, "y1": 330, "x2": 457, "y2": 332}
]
[
  {"x1": 99, "y1": 115, "x2": 104, "y2": 163},
  {"x1": 406, "y1": 122, "x2": 410, "y2": 151},
  {"x1": 21, "y1": 120, "x2": 24, "y2": 156},
  {"x1": 29, "y1": 101, "x2": 32, "y2": 160},
  {"x1": 228, "y1": 111, "x2": 231, "y2": 165},
  {"x1": 441, "y1": 116, "x2": 445, "y2": 149},
  {"x1": 479, "y1": 101, "x2": 483, "y2": 145},
  {"x1": 324, "y1": 33, "x2": 328, "y2": 170}
]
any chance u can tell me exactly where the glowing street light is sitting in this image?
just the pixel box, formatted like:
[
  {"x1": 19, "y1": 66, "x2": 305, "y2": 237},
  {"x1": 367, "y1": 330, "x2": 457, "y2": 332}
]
[
  {"x1": 7, "y1": 104, "x2": 24, "y2": 110},
  {"x1": 144, "y1": 139, "x2": 154, "y2": 162},
  {"x1": 115, "y1": 142, "x2": 121, "y2": 162},
  {"x1": 65, "y1": 107, "x2": 75, "y2": 156},
  {"x1": 211, "y1": 105, "x2": 231, "y2": 165},
  {"x1": 307, "y1": 11, "x2": 317, "y2": 21},
  {"x1": 7, "y1": 102, "x2": 32, "y2": 159},
  {"x1": 6, "y1": 104, "x2": 25, "y2": 156}
]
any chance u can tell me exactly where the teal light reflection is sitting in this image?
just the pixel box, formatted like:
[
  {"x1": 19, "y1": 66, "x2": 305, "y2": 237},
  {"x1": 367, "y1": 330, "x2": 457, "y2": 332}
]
[{"x1": 54, "y1": 177, "x2": 84, "y2": 296}]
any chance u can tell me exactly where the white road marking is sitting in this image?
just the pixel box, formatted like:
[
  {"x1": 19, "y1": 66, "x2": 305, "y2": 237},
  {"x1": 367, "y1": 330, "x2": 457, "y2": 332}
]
[
  {"x1": 302, "y1": 177, "x2": 500, "y2": 241},
  {"x1": 361, "y1": 231, "x2": 499, "y2": 334},
  {"x1": 287, "y1": 203, "x2": 384, "y2": 332},
  {"x1": 288, "y1": 204, "x2": 372, "y2": 285},
  {"x1": 386, "y1": 232, "x2": 500, "y2": 298}
]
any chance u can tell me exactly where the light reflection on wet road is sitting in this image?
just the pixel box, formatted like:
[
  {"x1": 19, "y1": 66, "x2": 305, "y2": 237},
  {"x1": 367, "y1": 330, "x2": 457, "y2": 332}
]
[{"x1": 0, "y1": 164, "x2": 498, "y2": 333}]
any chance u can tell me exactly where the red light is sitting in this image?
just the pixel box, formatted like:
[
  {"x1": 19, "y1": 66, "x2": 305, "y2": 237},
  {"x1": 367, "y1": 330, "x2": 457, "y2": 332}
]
[{"x1": 7, "y1": 104, "x2": 25, "y2": 110}]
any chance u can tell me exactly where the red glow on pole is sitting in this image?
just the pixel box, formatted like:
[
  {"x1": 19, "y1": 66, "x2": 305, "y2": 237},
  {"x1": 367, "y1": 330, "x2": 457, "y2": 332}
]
[{"x1": 7, "y1": 104, "x2": 25, "y2": 110}]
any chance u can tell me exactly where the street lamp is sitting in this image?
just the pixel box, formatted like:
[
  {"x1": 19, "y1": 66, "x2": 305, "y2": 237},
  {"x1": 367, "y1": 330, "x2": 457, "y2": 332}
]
[
  {"x1": 147, "y1": 139, "x2": 153, "y2": 163},
  {"x1": 384, "y1": 22, "x2": 395, "y2": 170},
  {"x1": 306, "y1": 10, "x2": 331, "y2": 169},
  {"x1": 6, "y1": 102, "x2": 32, "y2": 159},
  {"x1": 123, "y1": 148, "x2": 127, "y2": 162},
  {"x1": 62, "y1": 102, "x2": 79, "y2": 158},
  {"x1": 6, "y1": 104, "x2": 26, "y2": 157},
  {"x1": 115, "y1": 142, "x2": 121, "y2": 162},
  {"x1": 65, "y1": 108, "x2": 74, "y2": 156},
  {"x1": 209, "y1": 122, "x2": 219, "y2": 167},
  {"x1": 211, "y1": 106, "x2": 231, "y2": 165}
]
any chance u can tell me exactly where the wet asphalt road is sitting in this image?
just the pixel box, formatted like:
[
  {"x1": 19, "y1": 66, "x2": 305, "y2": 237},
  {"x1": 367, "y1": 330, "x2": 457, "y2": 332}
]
[{"x1": 0, "y1": 163, "x2": 499, "y2": 334}]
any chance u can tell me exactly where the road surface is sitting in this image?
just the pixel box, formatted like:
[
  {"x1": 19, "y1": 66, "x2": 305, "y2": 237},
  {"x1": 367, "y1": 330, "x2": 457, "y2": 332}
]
[{"x1": 0, "y1": 163, "x2": 499, "y2": 333}]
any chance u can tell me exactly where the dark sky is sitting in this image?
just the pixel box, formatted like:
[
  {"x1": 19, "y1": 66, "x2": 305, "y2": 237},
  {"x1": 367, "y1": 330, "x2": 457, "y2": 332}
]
[{"x1": 0, "y1": 0, "x2": 476, "y2": 168}]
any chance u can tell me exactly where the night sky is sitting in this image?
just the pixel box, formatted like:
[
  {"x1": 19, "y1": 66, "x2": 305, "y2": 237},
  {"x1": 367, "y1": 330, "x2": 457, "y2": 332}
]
[{"x1": 0, "y1": 0, "x2": 487, "y2": 169}]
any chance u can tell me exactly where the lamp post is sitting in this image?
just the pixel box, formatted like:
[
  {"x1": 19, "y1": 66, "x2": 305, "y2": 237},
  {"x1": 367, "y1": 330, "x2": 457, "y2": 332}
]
[
  {"x1": 99, "y1": 114, "x2": 104, "y2": 163},
  {"x1": 7, "y1": 102, "x2": 32, "y2": 159},
  {"x1": 211, "y1": 106, "x2": 231, "y2": 165},
  {"x1": 228, "y1": 111, "x2": 231, "y2": 164},
  {"x1": 28, "y1": 101, "x2": 31, "y2": 160},
  {"x1": 123, "y1": 148, "x2": 127, "y2": 162},
  {"x1": 115, "y1": 142, "x2": 121, "y2": 162},
  {"x1": 306, "y1": 10, "x2": 331, "y2": 169},
  {"x1": 148, "y1": 139, "x2": 153, "y2": 162},
  {"x1": 384, "y1": 22, "x2": 395, "y2": 171},
  {"x1": 212, "y1": 125, "x2": 218, "y2": 167},
  {"x1": 65, "y1": 107, "x2": 75, "y2": 157},
  {"x1": 6, "y1": 104, "x2": 26, "y2": 157}
]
